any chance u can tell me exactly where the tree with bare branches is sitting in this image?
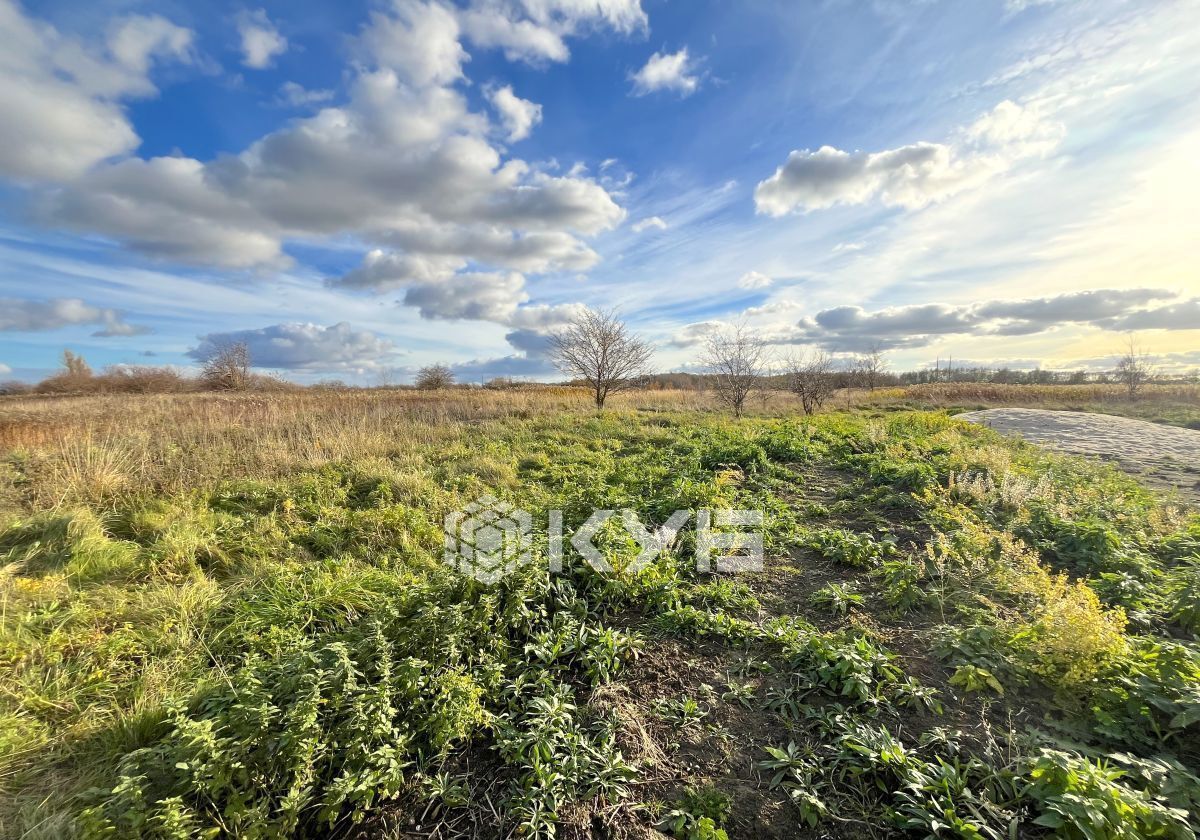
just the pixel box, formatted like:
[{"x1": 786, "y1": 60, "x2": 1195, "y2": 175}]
[
  {"x1": 1115, "y1": 335, "x2": 1151, "y2": 401},
  {"x1": 856, "y1": 342, "x2": 887, "y2": 392},
  {"x1": 783, "y1": 350, "x2": 838, "y2": 415},
  {"x1": 415, "y1": 363, "x2": 455, "y2": 390},
  {"x1": 700, "y1": 322, "x2": 769, "y2": 417},
  {"x1": 548, "y1": 309, "x2": 654, "y2": 409},
  {"x1": 200, "y1": 341, "x2": 251, "y2": 391}
]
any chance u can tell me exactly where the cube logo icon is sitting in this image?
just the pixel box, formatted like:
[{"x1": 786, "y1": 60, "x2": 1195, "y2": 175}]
[{"x1": 443, "y1": 494, "x2": 533, "y2": 584}]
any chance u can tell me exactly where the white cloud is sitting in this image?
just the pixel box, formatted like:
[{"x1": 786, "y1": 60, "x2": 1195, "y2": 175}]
[
  {"x1": 832, "y1": 241, "x2": 864, "y2": 254},
  {"x1": 669, "y1": 320, "x2": 724, "y2": 347},
  {"x1": 189, "y1": 322, "x2": 397, "y2": 371},
  {"x1": 631, "y1": 215, "x2": 668, "y2": 233},
  {"x1": 404, "y1": 271, "x2": 528, "y2": 321},
  {"x1": 629, "y1": 48, "x2": 700, "y2": 97},
  {"x1": 790, "y1": 288, "x2": 1181, "y2": 352},
  {"x1": 0, "y1": 363, "x2": 11, "y2": 375},
  {"x1": 35, "y1": 3, "x2": 625, "y2": 271},
  {"x1": 458, "y1": 0, "x2": 646, "y2": 65},
  {"x1": 459, "y1": 5, "x2": 569, "y2": 63},
  {"x1": 236, "y1": 9, "x2": 287, "y2": 69},
  {"x1": 0, "y1": 2, "x2": 194, "y2": 181},
  {"x1": 754, "y1": 100, "x2": 1063, "y2": 215},
  {"x1": 107, "y1": 14, "x2": 195, "y2": 79},
  {"x1": 332, "y1": 249, "x2": 460, "y2": 292},
  {"x1": 737, "y1": 270, "x2": 772, "y2": 289},
  {"x1": 0, "y1": 297, "x2": 148, "y2": 336},
  {"x1": 360, "y1": 0, "x2": 468, "y2": 88},
  {"x1": 488, "y1": 84, "x2": 542, "y2": 141},
  {"x1": 276, "y1": 81, "x2": 335, "y2": 108},
  {"x1": 506, "y1": 301, "x2": 587, "y2": 329}
]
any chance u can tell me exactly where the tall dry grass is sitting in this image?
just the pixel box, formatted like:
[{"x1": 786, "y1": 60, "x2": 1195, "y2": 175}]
[
  {"x1": 0, "y1": 389, "x2": 749, "y2": 510},
  {"x1": 2, "y1": 382, "x2": 1194, "y2": 513}
]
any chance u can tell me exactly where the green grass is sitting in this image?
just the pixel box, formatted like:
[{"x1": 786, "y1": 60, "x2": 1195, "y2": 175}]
[{"x1": 1, "y1": 403, "x2": 1198, "y2": 838}]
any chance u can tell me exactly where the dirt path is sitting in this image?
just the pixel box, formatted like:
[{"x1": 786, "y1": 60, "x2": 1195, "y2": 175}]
[{"x1": 957, "y1": 408, "x2": 1200, "y2": 505}]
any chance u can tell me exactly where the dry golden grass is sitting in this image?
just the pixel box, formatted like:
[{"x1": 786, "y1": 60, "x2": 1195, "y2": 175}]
[
  {"x1": 1, "y1": 382, "x2": 1193, "y2": 513},
  {"x1": 0, "y1": 389, "x2": 751, "y2": 510}
]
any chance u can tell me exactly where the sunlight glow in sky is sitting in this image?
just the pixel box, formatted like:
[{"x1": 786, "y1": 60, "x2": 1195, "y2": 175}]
[{"x1": 1, "y1": 0, "x2": 1198, "y2": 382}]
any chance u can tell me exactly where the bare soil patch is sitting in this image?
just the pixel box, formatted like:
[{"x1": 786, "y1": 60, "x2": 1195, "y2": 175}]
[{"x1": 957, "y1": 407, "x2": 1200, "y2": 505}]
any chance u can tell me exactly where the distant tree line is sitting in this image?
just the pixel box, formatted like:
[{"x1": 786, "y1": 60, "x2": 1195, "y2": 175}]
[
  {"x1": 0, "y1": 342, "x2": 295, "y2": 396},
  {"x1": 2, "y1": 320, "x2": 1191, "y2": 405}
]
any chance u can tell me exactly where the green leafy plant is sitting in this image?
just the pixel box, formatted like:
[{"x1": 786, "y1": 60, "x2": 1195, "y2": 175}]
[{"x1": 809, "y1": 582, "x2": 864, "y2": 616}]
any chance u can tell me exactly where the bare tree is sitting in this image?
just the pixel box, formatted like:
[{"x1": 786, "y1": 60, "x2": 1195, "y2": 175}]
[
  {"x1": 415, "y1": 363, "x2": 455, "y2": 390},
  {"x1": 700, "y1": 322, "x2": 769, "y2": 417},
  {"x1": 200, "y1": 341, "x2": 251, "y2": 391},
  {"x1": 1115, "y1": 335, "x2": 1151, "y2": 401},
  {"x1": 856, "y1": 342, "x2": 887, "y2": 392},
  {"x1": 783, "y1": 350, "x2": 838, "y2": 415},
  {"x1": 36, "y1": 350, "x2": 94, "y2": 393},
  {"x1": 548, "y1": 309, "x2": 654, "y2": 409}
]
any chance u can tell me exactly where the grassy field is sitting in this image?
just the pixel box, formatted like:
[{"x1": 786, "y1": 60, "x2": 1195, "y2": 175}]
[{"x1": 1, "y1": 388, "x2": 1198, "y2": 839}]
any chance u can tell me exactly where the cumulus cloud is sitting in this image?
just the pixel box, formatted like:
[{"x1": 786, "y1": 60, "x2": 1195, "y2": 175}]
[
  {"x1": 1100, "y1": 298, "x2": 1200, "y2": 331},
  {"x1": 737, "y1": 271, "x2": 772, "y2": 289},
  {"x1": 0, "y1": 363, "x2": 11, "y2": 375},
  {"x1": 0, "y1": 2, "x2": 194, "y2": 181},
  {"x1": 459, "y1": 0, "x2": 646, "y2": 65},
  {"x1": 629, "y1": 48, "x2": 701, "y2": 96},
  {"x1": 4, "y1": 0, "x2": 629, "y2": 351},
  {"x1": 0, "y1": 297, "x2": 148, "y2": 336},
  {"x1": 188, "y1": 322, "x2": 397, "y2": 371},
  {"x1": 332, "y1": 249, "x2": 460, "y2": 292},
  {"x1": 503, "y1": 327, "x2": 554, "y2": 356},
  {"x1": 631, "y1": 215, "x2": 668, "y2": 233},
  {"x1": 360, "y1": 0, "x2": 467, "y2": 87},
  {"x1": 669, "y1": 320, "x2": 724, "y2": 347},
  {"x1": 754, "y1": 100, "x2": 1063, "y2": 215},
  {"x1": 236, "y1": 9, "x2": 287, "y2": 69},
  {"x1": 488, "y1": 84, "x2": 542, "y2": 141},
  {"x1": 276, "y1": 81, "x2": 333, "y2": 108},
  {"x1": 450, "y1": 352, "x2": 556, "y2": 381},
  {"x1": 404, "y1": 271, "x2": 528, "y2": 321},
  {"x1": 31, "y1": 2, "x2": 624, "y2": 273},
  {"x1": 399, "y1": 268, "x2": 585, "y2": 334},
  {"x1": 790, "y1": 288, "x2": 1183, "y2": 352}
]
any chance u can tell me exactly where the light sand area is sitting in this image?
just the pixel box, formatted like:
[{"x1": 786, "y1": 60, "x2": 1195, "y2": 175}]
[{"x1": 957, "y1": 408, "x2": 1200, "y2": 505}]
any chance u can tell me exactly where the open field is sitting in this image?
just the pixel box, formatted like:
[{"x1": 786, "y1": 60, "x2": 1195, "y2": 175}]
[{"x1": 1, "y1": 389, "x2": 1199, "y2": 839}]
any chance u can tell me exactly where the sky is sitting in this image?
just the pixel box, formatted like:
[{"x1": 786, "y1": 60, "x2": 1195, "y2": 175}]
[{"x1": 0, "y1": 0, "x2": 1198, "y2": 384}]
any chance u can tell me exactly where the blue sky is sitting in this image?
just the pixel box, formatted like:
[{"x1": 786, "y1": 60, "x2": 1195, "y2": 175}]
[{"x1": 1, "y1": 0, "x2": 1198, "y2": 383}]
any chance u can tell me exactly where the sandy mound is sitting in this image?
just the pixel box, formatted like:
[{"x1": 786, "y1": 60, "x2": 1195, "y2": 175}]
[{"x1": 956, "y1": 408, "x2": 1200, "y2": 505}]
